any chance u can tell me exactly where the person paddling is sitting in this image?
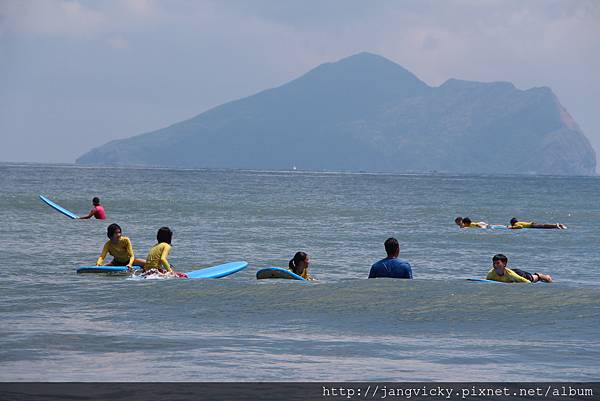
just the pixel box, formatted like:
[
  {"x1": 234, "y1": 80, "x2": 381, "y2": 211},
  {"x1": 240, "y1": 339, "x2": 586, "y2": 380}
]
[
  {"x1": 79, "y1": 197, "x2": 106, "y2": 220},
  {"x1": 486, "y1": 254, "x2": 553, "y2": 283},
  {"x1": 455, "y1": 216, "x2": 489, "y2": 229},
  {"x1": 509, "y1": 218, "x2": 566, "y2": 229}
]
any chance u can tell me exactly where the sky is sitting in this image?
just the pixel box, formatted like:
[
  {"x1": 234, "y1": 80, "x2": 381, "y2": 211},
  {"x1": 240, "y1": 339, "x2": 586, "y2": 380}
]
[{"x1": 1, "y1": 0, "x2": 599, "y2": 165}]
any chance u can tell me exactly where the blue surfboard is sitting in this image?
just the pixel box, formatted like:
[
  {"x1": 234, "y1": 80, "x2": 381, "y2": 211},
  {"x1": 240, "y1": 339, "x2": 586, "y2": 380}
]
[
  {"x1": 489, "y1": 225, "x2": 508, "y2": 230},
  {"x1": 185, "y1": 261, "x2": 248, "y2": 279},
  {"x1": 256, "y1": 267, "x2": 306, "y2": 281},
  {"x1": 39, "y1": 195, "x2": 78, "y2": 219},
  {"x1": 489, "y1": 225, "x2": 530, "y2": 231},
  {"x1": 79, "y1": 262, "x2": 248, "y2": 278},
  {"x1": 466, "y1": 278, "x2": 501, "y2": 283},
  {"x1": 77, "y1": 265, "x2": 142, "y2": 274}
]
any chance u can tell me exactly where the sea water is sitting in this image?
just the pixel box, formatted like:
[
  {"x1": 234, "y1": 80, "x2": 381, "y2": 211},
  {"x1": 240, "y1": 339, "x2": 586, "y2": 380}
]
[{"x1": 0, "y1": 163, "x2": 598, "y2": 381}]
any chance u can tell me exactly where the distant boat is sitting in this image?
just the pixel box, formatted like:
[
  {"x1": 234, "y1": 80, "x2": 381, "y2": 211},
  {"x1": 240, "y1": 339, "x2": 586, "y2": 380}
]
[{"x1": 292, "y1": 165, "x2": 297, "y2": 171}]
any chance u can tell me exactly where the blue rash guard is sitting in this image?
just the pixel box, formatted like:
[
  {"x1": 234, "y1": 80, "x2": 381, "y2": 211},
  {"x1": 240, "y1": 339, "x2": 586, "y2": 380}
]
[{"x1": 369, "y1": 257, "x2": 413, "y2": 279}]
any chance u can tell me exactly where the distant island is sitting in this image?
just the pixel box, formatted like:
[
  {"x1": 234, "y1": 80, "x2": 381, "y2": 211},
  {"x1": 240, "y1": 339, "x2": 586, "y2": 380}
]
[{"x1": 77, "y1": 52, "x2": 596, "y2": 175}]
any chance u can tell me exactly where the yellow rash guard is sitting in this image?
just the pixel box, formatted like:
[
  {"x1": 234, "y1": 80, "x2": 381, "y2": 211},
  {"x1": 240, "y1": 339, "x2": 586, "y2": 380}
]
[
  {"x1": 290, "y1": 267, "x2": 315, "y2": 281},
  {"x1": 144, "y1": 243, "x2": 172, "y2": 272},
  {"x1": 486, "y1": 268, "x2": 531, "y2": 283},
  {"x1": 512, "y1": 221, "x2": 533, "y2": 229},
  {"x1": 468, "y1": 222, "x2": 486, "y2": 228},
  {"x1": 96, "y1": 237, "x2": 134, "y2": 266}
]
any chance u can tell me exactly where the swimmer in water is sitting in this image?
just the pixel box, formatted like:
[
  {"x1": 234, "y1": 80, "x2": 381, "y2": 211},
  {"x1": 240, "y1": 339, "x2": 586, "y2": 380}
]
[
  {"x1": 289, "y1": 251, "x2": 315, "y2": 280},
  {"x1": 368, "y1": 237, "x2": 413, "y2": 279}
]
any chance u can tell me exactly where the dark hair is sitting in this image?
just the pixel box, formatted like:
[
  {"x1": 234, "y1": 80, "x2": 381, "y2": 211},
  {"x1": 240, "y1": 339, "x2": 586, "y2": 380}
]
[
  {"x1": 510, "y1": 218, "x2": 518, "y2": 226},
  {"x1": 454, "y1": 217, "x2": 463, "y2": 225},
  {"x1": 289, "y1": 251, "x2": 308, "y2": 275},
  {"x1": 492, "y1": 254, "x2": 508, "y2": 264},
  {"x1": 107, "y1": 223, "x2": 122, "y2": 239},
  {"x1": 93, "y1": 197, "x2": 100, "y2": 205},
  {"x1": 384, "y1": 237, "x2": 399, "y2": 256},
  {"x1": 157, "y1": 226, "x2": 172, "y2": 244},
  {"x1": 462, "y1": 217, "x2": 472, "y2": 225}
]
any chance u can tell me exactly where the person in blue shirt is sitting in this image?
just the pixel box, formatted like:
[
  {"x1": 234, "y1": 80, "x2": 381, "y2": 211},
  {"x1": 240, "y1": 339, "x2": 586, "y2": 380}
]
[{"x1": 369, "y1": 237, "x2": 413, "y2": 279}]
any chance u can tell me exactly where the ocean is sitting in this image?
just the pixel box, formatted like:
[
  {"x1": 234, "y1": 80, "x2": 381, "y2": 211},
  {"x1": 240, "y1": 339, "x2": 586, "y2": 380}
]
[{"x1": 0, "y1": 163, "x2": 598, "y2": 381}]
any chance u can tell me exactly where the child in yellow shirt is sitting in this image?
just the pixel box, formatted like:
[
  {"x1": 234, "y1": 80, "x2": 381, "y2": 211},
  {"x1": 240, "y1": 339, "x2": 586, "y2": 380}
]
[
  {"x1": 487, "y1": 254, "x2": 552, "y2": 283},
  {"x1": 96, "y1": 223, "x2": 145, "y2": 271},
  {"x1": 142, "y1": 227, "x2": 187, "y2": 278}
]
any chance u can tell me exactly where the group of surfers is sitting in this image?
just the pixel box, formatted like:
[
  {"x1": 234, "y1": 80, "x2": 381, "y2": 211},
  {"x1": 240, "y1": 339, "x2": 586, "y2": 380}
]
[
  {"x1": 97, "y1": 223, "x2": 189, "y2": 278},
  {"x1": 455, "y1": 216, "x2": 567, "y2": 229},
  {"x1": 96, "y1": 222, "x2": 316, "y2": 280},
  {"x1": 95, "y1": 225, "x2": 550, "y2": 284},
  {"x1": 366, "y1": 238, "x2": 551, "y2": 283},
  {"x1": 84, "y1": 197, "x2": 555, "y2": 283}
]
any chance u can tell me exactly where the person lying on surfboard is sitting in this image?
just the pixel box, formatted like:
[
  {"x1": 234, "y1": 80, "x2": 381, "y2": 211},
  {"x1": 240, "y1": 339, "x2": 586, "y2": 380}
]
[
  {"x1": 79, "y1": 197, "x2": 106, "y2": 220},
  {"x1": 289, "y1": 251, "x2": 315, "y2": 280},
  {"x1": 509, "y1": 218, "x2": 566, "y2": 229},
  {"x1": 141, "y1": 227, "x2": 187, "y2": 278},
  {"x1": 486, "y1": 254, "x2": 553, "y2": 283},
  {"x1": 454, "y1": 216, "x2": 489, "y2": 229},
  {"x1": 96, "y1": 223, "x2": 145, "y2": 272}
]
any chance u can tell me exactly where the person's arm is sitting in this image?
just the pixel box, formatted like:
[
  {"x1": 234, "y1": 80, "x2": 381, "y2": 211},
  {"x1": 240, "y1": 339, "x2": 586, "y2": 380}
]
[
  {"x1": 96, "y1": 241, "x2": 110, "y2": 266},
  {"x1": 79, "y1": 208, "x2": 95, "y2": 219},
  {"x1": 507, "y1": 269, "x2": 531, "y2": 283},
  {"x1": 160, "y1": 245, "x2": 172, "y2": 272},
  {"x1": 125, "y1": 238, "x2": 135, "y2": 267},
  {"x1": 368, "y1": 265, "x2": 376, "y2": 278}
]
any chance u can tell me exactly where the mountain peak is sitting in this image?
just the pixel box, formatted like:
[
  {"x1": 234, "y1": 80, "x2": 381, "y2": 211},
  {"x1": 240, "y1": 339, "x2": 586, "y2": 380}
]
[
  {"x1": 303, "y1": 52, "x2": 428, "y2": 87},
  {"x1": 335, "y1": 51, "x2": 402, "y2": 66},
  {"x1": 280, "y1": 52, "x2": 429, "y2": 108}
]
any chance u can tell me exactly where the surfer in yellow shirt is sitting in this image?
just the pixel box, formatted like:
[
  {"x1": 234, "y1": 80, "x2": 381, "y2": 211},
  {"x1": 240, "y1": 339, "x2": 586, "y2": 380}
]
[
  {"x1": 455, "y1": 216, "x2": 489, "y2": 229},
  {"x1": 509, "y1": 217, "x2": 567, "y2": 229},
  {"x1": 289, "y1": 251, "x2": 315, "y2": 280},
  {"x1": 142, "y1": 227, "x2": 187, "y2": 278},
  {"x1": 487, "y1": 254, "x2": 553, "y2": 283},
  {"x1": 96, "y1": 223, "x2": 145, "y2": 271}
]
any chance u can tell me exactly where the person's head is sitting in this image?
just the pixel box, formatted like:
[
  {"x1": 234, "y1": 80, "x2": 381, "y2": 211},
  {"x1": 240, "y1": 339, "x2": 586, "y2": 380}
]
[
  {"x1": 384, "y1": 237, "x2": 400, "y2": 257},
  {"x1": 492, "y1": 254, "x2": 508, "y2": 272},
  {"x1": 157, "y1": 226, "x2": 173, "y2": 244},
  {"x1": 92, "y1": 197, "x2": 100, "y2": 206},
  {"x1": 510, "y1": 218, "x2": 518, "y2": 226},
  {"x1": 289, "y1": 251, "x2": 309, "y2": 275},
  {"x1": 454, "y1": 217, "x2": 463, "y2": 227},
  {"x1": 106, "y1": 223, "x2": 122, "y2": 241},
  {"x1": 462, "y1": 217, "x2": 472, "y2": 226}
]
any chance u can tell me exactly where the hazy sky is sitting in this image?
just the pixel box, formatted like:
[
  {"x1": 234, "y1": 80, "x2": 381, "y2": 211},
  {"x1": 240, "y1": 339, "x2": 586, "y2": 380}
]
[{"x1": 1, "y1": 0, "x2": 599, "y2": 164}]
